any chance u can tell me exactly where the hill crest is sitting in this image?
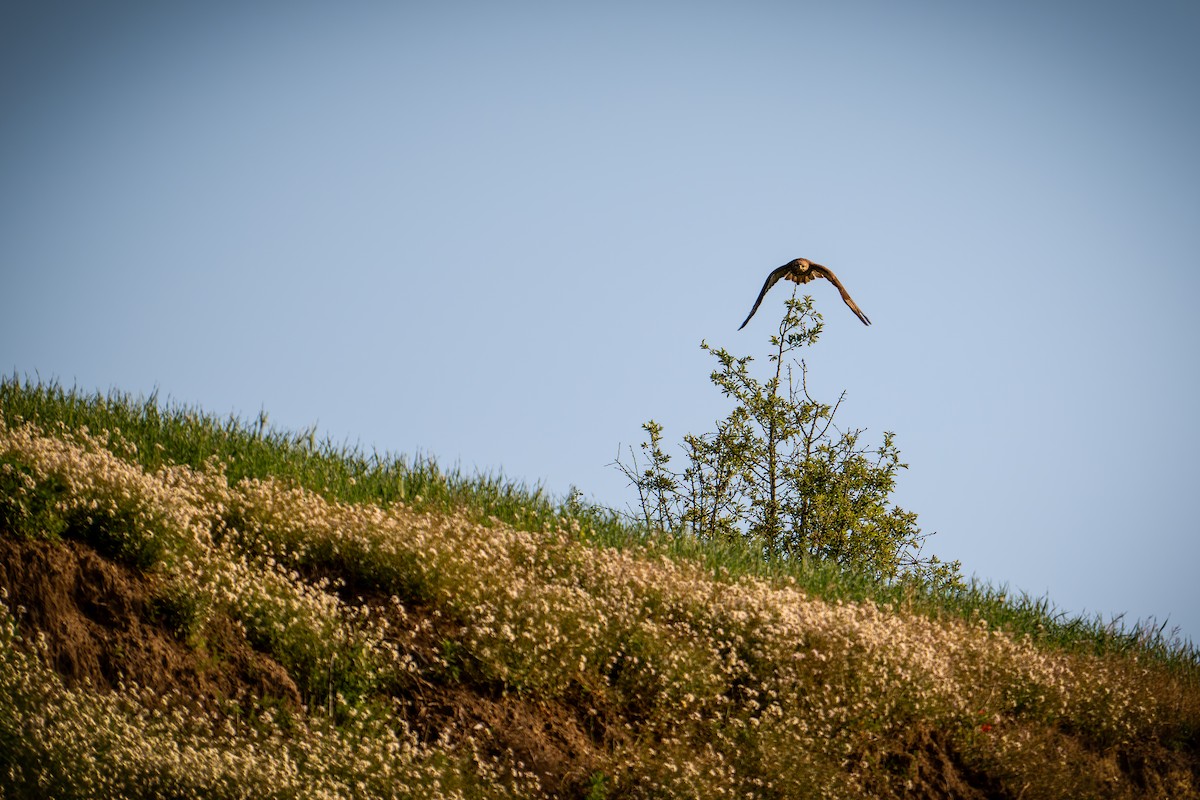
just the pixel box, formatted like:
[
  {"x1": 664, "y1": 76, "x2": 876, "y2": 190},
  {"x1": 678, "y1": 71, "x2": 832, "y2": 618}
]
[{"x1": 0, "y1": 395, "x2": 1197, "y2": 798}]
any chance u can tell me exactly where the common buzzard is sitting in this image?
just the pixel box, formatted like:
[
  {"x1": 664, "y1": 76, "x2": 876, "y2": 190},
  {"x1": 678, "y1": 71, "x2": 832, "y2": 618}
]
[{"x1": 738, "y1": 258, "x2": 871, "y2": 329}]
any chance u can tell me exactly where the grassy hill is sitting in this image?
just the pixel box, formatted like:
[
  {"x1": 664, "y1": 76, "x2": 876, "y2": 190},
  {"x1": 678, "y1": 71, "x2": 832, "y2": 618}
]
[{"x1": 1, "y1": 379, "x2": 1197, "y2": 799}]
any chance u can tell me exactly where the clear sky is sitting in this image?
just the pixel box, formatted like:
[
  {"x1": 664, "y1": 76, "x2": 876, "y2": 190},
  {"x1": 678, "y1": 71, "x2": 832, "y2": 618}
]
[{"x1": 3, "y1": 1, "x2": 1198, "y2": 643}]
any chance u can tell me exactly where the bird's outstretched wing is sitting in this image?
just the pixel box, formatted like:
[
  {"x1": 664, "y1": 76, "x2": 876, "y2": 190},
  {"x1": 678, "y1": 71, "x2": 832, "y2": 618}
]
[
  {"x1": 737, "y1": 263, "x2": 794, "y2": 330},
  {"x1": 809, "y1": 262, "x2": 871, "y2": 326}
]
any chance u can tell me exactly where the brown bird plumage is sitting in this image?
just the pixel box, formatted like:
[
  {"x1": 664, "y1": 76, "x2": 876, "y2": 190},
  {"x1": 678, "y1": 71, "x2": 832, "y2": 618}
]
[{"x1": 738, "y1": 258, "x2": 871, "y2": 329}]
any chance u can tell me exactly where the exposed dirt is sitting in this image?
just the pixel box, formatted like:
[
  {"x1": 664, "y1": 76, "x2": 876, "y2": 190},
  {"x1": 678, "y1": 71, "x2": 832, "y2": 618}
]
[
  {"x1": 0, "y1": 534, "x2": 607, "y2": 796},
  {"x1": 0, "y1": 535, "x2": 301, "y2": 712},
  {"x1": 397, "y1": 683, "x2": 601, "y2": 795},
  {"x1": 354, "y1": 588, "x2": 614, "y2": 795},
  {"x1": 872, "y1": 726, "x2": 1003, "y2": 800}
]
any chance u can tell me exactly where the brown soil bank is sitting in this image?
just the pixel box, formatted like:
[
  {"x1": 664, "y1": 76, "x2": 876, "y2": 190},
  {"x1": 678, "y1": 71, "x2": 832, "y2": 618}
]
[
  {"x1": 0, "y1": 535, "x2": 605, "y2": 796},
  {"x1": 0, "y1": 536, "x2": 302, "y2": 711}
]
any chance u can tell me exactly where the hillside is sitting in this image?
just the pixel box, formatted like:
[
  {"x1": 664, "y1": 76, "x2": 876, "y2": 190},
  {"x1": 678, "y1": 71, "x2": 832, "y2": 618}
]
[{"x1": 0, "y1": 382, "x2": 1197, "y2": 799}]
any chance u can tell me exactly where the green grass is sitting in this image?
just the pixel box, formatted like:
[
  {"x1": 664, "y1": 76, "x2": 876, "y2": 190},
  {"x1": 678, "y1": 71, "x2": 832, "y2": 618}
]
[
  {"x1": 2, "y1": 375, "x2": 1194, "y2": 673},
  {"x1": 2, "y1": 375, "x2": 1198, "y2": 798}
]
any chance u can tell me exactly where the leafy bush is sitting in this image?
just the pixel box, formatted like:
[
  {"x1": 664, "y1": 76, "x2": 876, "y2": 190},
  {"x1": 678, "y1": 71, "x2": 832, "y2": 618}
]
[{"x1": 616, "y1": 293, "x2": 961, "y2": 589}]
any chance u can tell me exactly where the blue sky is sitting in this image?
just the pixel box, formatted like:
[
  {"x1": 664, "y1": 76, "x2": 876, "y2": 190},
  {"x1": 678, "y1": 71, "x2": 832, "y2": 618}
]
[{"x1": 3, "y1": 1, "x2": 1198, "y2": 643}]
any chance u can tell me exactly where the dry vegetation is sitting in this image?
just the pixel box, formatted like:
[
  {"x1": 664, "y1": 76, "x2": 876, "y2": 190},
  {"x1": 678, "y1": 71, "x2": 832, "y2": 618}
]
[{"x1": 0, "y1": 392, "x2": 1198, "y2": 798}]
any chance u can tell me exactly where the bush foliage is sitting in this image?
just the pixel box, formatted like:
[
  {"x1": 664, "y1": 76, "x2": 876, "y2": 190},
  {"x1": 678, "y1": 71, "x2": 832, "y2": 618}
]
[{"x1": 616, "y1": 293, "x2": 960, "y2": 589}]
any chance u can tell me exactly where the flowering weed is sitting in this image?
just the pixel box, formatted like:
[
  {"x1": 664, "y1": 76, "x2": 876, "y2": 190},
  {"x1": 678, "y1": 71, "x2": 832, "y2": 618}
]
[{"x1": 0, "y1": 383, "x2": 1197, "y2": 798}]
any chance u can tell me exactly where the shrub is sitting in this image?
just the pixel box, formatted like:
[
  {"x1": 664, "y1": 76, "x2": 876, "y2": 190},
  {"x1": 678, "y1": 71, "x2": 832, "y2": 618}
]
[{"x1": 616, "y1": 293, "x2": 960, "y2": 589}]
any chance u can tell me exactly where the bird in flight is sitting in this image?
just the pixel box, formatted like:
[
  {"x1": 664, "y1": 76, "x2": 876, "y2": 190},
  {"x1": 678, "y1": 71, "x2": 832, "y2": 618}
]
[{"x1": 738, "y1": 258, "x2": 871, "y2": 329}]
